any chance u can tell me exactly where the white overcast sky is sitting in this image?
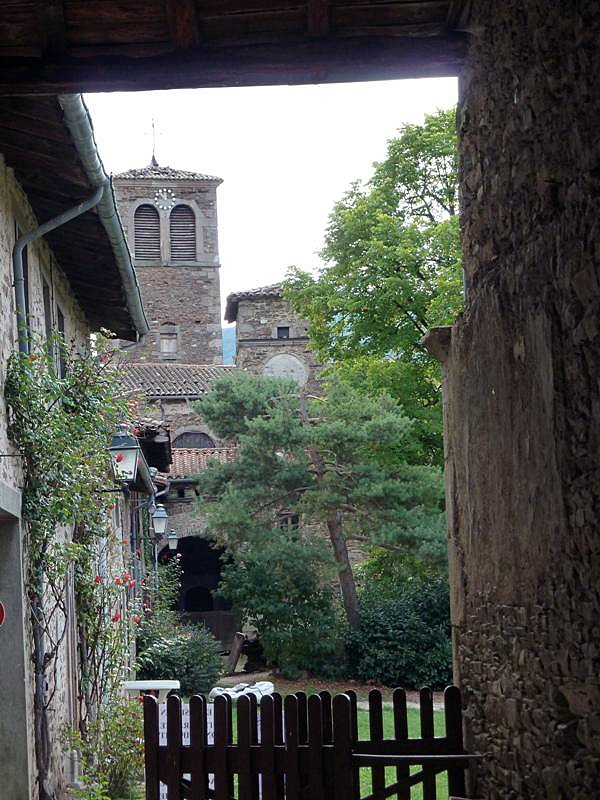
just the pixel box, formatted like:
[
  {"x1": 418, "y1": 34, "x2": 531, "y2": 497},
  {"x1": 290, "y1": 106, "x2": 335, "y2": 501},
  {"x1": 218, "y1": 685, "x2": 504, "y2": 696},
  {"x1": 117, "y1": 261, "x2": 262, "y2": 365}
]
[{"x1": 85, "y1": 78, "x2": 457, "y2": 320}]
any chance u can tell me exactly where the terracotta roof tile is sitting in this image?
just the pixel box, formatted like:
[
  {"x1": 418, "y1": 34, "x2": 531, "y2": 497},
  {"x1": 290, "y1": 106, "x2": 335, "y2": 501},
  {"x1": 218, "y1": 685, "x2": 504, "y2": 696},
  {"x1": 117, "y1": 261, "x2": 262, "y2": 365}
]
[
  {"x1": 163, "y1": 447, "x2": 238, "y2": 479},
  {"x1": 114, "y1": 163, "x2": 222, "y2": 184},
  {"x1": 225, "y1": 283, "x2": 282, "y2": 322},
  {"x1": 120, "y1": 363, "x2": 235, "y2": 399}
]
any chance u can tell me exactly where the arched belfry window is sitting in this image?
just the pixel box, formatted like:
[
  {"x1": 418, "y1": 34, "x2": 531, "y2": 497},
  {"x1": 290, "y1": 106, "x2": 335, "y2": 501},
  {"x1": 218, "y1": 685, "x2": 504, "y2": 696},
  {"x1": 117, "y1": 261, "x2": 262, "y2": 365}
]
[
  {"x1": 170, "y1": 204, "x2": 196, "y2": 261},
  {"x1": 172, "y1": 431, "x2": 215, "y2": 449},
  {"x1": 134, "y1": 204, "x2": 160, "y2": 260}
]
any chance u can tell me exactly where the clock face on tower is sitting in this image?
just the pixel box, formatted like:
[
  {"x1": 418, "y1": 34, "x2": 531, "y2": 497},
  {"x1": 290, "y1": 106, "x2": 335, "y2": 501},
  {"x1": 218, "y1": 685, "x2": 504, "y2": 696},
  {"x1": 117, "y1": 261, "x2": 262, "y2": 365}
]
[
  {"x1": 263, "y1": 354, "x2": 308, "y2": 386},
  {"x1": 154, "y1": 187, "x2": 175, "y2": 211}
]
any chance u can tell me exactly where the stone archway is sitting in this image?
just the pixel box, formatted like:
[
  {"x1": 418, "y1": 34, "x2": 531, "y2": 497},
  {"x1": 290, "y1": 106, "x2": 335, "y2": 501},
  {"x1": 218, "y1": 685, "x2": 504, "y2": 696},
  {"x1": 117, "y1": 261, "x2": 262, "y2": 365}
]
[{"x1": 161, "y1": 536, "x2": 236, "y2": 647}]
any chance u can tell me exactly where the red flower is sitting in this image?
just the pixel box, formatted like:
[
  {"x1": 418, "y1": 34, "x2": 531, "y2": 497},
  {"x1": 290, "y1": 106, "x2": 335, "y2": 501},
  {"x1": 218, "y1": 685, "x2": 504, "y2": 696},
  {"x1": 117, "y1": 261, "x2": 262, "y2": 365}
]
[
  {"x1": 128, "y1": 579, "x2": 136, "y2": 590},
  {"x1": 115, "y1": 452, "x2": 124, "y2": 463},
  {"x1": 99, "y1": 353, "x2": 111, "y2": 364},
  {"x1": 94, "y1": 575, "x2": 102, "y2": 585},
  {"x1": 111, "y1": 611, "x2": 121, "y2": 623},
  {"x1": 27, "y1": 354, "x2": 38, "y2": 361},
  {"x1": 123, "y1": 572, "x2": 131, "y2": 582},
  {"x1": 114, "y1": 576, "x2": 123, "y2": 586}
]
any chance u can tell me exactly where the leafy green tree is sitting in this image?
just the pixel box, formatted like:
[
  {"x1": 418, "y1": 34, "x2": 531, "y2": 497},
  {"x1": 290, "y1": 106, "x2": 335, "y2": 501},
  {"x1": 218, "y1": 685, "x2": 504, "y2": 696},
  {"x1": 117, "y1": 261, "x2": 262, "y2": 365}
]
[
  {"x1": 284, "y1": 107, "x2": 462, "y2": 465},
  {"x1": 217, "y1": 534, "x2": 342, "y2": 678},
  {"x1": 195, "y1": 373, "x2": 445, "y2": 630}
]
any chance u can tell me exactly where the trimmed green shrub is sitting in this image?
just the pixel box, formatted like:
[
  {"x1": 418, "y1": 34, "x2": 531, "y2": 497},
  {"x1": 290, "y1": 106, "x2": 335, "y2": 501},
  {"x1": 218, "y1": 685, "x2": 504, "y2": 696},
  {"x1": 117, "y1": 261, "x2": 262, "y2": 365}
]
[
  {"x1": 346, "y1": 574, "x2": 452, "y2": 688},
  {"x1": 137, "y1": 626, "x2": 222, "y2": 695},
  {"x1": 218, "y1": 534, "x2": 345, "y2": 679}
]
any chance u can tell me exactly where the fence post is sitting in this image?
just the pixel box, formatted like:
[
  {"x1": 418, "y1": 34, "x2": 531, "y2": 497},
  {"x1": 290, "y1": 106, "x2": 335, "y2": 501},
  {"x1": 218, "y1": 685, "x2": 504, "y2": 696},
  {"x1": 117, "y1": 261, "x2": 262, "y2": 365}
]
[
  {"x1": 392, "y1": 688, "x2": 410, "y2": 800},
  {"x1": 284, "y1": 694, "x2": 300, "y2": 800},
  {"x1": 189, "y1": 694, "x2": 208, "y2": 800},
  {"x1": 166, "y1": 694, "x2": 182, "y2": 800},
  {"x1": 419, "y1": 688, "x2": 436, "y2": 800},
  {"x1": 260, "y1": 694, "x2": 276, "y2": 800},
  {"x1": 369, "y1": 689, "x2": 386, "y2": 800},
  {"x1": 273, "y1": 692, "x2": 285, "y2": 799},
  {"x1": 319, "y1": 690, "x2": 333, "y2": 745},
  {"x1": 143, "y1": 695, "x2": 159, "y2": 800},
  {"x1": 332, "y1": 694, "x2": 355, "y2": 800},
  {"x1": 214, "y1": 694, "x2": 233, "y2": 800},
  {"x1": 238, "y1": 695, "x2": 253, "y2": 800},
  {"x1": 249, "y1": 694, "x2": 260, "y2": 800},
  {"x1": 308, "y1": 694, "x2": 325, "y2": 800},
  {"x1": 296, "y1": 691, "x2": 308, "y2": 745},
  {"x1": 444, "y1": 685, "x2": 466, "y2": 797}
]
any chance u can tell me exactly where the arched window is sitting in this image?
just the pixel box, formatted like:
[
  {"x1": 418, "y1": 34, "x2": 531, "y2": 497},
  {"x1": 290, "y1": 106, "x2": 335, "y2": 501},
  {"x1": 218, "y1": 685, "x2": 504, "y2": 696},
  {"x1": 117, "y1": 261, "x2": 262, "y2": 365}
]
[
  {"x1": 170, "y1": 204, "x2": 196, "y2": 261},
  {"x1": 134, "y1": 204, "x2": 160, "y2": 260},
  {"x1": 172, "y1": 431, "x2": 215, "y2": 449}
]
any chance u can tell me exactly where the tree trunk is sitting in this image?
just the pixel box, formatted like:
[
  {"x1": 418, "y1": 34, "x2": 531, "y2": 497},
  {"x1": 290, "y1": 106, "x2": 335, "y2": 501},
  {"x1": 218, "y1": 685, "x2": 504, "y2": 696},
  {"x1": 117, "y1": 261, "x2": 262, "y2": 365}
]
[
  {"x1": 326, "y1": 511, "x2": 360, "y2": 629},
  {"x1": 31, "y1": 586, "x2": 53, "y2": 800},
  {"x1": 300, "y1": 396, "x2": 361, "y2": 629}
]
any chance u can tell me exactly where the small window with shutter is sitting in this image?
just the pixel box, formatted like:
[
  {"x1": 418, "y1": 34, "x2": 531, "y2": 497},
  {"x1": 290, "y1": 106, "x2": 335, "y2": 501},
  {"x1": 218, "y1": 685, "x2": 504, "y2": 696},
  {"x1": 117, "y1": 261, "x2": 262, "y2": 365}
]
[
  {"x1": 134, "y1": 204, "x2": 160, "y2": 260},
  {"x1": 170, "y1": 204, "x2": 196, "y2": 261},
  {"x1": 159, "y1": 322, "x2": 178, "y2": 360}
]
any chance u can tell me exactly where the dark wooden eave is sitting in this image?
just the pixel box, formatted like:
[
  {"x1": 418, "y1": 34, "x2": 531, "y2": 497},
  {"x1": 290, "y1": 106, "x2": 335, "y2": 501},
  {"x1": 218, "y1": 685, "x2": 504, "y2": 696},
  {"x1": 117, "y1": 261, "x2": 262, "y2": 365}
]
[
  {"x1": 0, "y1": 94, "x2": 139, "y2": 339},
  {"x1": 0, "y1": 2, "x2": 469, "y2": 95}
]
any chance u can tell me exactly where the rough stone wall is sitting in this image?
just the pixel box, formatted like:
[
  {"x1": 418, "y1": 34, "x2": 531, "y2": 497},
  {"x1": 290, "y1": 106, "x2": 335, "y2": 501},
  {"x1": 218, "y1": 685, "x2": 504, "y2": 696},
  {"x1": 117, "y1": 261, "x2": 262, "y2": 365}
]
[
  {"x1": 120, "y1": 264, "x2": 223, "y2": 363},
  {"x1": 442, "y1": 4, "x2": 600, "y2": 797},
  {"x1": 114, "y1": 177, "x2": 223, "y2": 365},
  {"x1": 0, "y1": 154, "x2": 95, "y2": 799},
  {"x1": 0, "y1": 156, "x2": 88, "y2": 495},
  {"x1": 142, "y1": 398, "x2": 221, "y2": 447},
  {"x1": 236, "y1": 295, "x2": 322, "y2": 393}
]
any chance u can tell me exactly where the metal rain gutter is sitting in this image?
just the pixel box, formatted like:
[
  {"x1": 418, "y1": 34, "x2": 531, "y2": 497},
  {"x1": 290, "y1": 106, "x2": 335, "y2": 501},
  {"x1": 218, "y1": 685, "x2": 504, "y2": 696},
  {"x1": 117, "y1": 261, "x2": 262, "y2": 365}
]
[
  {"x1": 135, "y1": 450, "x2": 157, "y2": 498},
  {"x1": 58, "y1": 93, "x2": 149, "y2": 339},
  {"x1": 13, "y1": 184, "x2": 105, "y2": 354}
]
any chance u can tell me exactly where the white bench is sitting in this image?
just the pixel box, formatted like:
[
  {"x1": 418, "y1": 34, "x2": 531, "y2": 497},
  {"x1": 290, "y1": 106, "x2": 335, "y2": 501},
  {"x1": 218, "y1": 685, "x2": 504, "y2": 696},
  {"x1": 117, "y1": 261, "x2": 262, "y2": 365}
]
[{"x1": 121, "y1": 679, "x2": 180, "y2": 703}]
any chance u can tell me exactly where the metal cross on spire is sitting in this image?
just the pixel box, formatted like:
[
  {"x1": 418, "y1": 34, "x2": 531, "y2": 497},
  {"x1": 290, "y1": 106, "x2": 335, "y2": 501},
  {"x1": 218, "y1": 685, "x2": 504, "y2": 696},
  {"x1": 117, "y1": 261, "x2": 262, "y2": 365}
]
[{"x1": 150, "y1": 117, "x2": 158, "y2": 167}]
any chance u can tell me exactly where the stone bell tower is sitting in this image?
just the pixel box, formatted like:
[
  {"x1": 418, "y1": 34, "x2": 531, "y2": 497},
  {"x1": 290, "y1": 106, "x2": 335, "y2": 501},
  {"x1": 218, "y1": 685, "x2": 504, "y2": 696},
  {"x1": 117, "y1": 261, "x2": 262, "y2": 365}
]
[{"x1": 113, "y1": 160, "x2": 223, "y2": 364}]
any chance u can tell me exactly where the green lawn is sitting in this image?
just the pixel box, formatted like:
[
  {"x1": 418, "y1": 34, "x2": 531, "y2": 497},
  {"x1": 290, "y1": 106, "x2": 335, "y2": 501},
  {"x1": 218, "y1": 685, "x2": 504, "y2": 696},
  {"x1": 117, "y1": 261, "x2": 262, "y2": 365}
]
[
  {"x1": 220, "y1": 702, "x2": 448, "y2": 799},
  {"x1": 356, "y1": 705, "x2": 448, "y2": 800}
]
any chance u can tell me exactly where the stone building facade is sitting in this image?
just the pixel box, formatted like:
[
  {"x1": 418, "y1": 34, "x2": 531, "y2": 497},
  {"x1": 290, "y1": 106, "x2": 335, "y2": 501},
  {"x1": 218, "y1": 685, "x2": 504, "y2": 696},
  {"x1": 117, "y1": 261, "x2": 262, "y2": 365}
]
[
  {"x1": 0, "y1": 95, "x2": 148, "y2": 800},
  {"x1": 422, "y1": 4, "x2": 600, "y2": 798},
  {"x1": 225, "y1": 284, "x2": 322, "y2": 393},
  {"x1": 113, "y1": 161, "x2": 223, "y2": 365},
  {"x1": 225, "y1": 285, "x2": 366, "y2": 566},
  {"x1": 0, "y1": 151, "x2": 90, "y2": 800}
]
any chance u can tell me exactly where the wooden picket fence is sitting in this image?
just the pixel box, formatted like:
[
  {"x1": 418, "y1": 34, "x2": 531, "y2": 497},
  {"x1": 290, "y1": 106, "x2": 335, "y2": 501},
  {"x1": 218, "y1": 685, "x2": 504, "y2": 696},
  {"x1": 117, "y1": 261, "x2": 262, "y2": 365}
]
[{"x1": 144, "y1": 686, "x2": 474, "y2": 800}]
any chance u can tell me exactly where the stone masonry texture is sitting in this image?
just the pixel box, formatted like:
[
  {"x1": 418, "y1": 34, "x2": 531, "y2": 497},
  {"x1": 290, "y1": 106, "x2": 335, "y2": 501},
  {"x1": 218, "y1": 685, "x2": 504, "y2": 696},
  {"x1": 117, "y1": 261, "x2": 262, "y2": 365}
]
[
  {"x1": 0, "y1": 153, "x2": 99, "y2": 800},
  {"x1": 113, "y1": 172, "x2": 223, "y2": 365},
  {"x1": 442, "y1": 3, "x2": 600, "y2": 797},
  {"x1": 235, "y1": 291, "x2": 322, "y2": 395}
]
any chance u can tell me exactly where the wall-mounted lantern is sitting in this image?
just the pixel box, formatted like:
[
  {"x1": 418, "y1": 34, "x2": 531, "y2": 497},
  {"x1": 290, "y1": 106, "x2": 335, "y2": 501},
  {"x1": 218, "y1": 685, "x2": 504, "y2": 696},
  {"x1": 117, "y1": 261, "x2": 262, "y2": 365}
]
[
  {"x1": 167, "y1": 530, "x2": 178, "y2": 551},
  {"x1": 108, "y1": 425, "x2": 140, "y2": 483},
  {"x1": 151, "y1": 504, "x2": 168, "y2": 537}
]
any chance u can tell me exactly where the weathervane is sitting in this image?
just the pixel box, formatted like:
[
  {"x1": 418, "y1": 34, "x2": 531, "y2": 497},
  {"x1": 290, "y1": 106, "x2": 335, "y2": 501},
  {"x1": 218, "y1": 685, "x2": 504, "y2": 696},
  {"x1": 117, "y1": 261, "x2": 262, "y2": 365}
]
[{"x1": 150, "y1": 117, "x2": 158, "y2": 167}]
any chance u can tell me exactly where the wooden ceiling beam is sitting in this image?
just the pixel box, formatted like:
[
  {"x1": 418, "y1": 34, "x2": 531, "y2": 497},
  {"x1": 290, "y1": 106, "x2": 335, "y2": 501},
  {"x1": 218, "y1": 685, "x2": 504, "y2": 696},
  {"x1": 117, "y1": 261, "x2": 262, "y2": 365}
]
[
  {"x1": 40, "y1": 0, "x2": 67, "y2": 59},
  {"x1": 307, "y1": 0, "x2": 330, "y2": 36},
  {"x1": 166, "y1": 0, "x2": 200, "y2": 49},
  {"x1": 0, "y1": 34, "x2": 467, "y2": 95}
]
